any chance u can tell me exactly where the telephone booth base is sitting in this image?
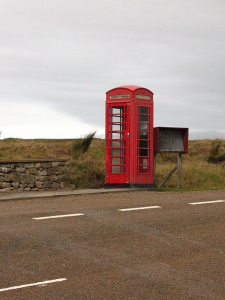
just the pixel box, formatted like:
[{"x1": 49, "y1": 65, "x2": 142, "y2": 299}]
[{"x1": 104, "y1": 183, "x2": 155, "y2": 189}]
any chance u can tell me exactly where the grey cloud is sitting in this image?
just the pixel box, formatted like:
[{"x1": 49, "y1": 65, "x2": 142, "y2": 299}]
[{"x1": 1, "y1": 0, "x2": 225, "y2": 138}]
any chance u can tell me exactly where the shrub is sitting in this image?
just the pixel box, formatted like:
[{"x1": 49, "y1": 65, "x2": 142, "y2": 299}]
[
  {"x1": 70, "y1": 157, "x2": 105, "y2": 189},
  {"x1": 207, "y1": 140, "x2": 225, "y2": 163}
]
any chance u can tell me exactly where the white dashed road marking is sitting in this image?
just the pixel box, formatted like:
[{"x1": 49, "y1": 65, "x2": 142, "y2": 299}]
[
  {"x1": 118, "y1": 206, "x2": 161, "y2": 212},
  {"x1": 189, "y1": 200, "x2": 225, "y2": 205},
  {"x1": 0, "y1": 278, "x2": 67, "y2": 292},
  {"x1": 32, "y1": 213, "x2": 84, "y2": 220}
]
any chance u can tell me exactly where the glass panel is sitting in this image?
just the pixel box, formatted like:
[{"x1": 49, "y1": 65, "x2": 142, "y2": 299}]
[
  {"x1": 140, "y1": 115, "x2": 148, "y2": 123},
  {"x1": 112, "y1": 166, "x2": 122, "y2": 173},
  {"x1": 112, "y1": 117, "x2": 122, "y2": 123},
  {"x1": 112, "y1": 149, "x2": 122, "y2": 157},
  {"x1": 112, "y1": 132, "x2": 121, "y2": 139},
  {"x1": 112, "y1": 158, "x2": 123, "y2": 165},
  {"x1": 112, "y1": 140, "x2": 122, "y2": 147},
  {"x1": 112, "y1": 124, "x2": 121, "y2": 131},
  {"x1": 137, "y1": 157, "x2": 149, "y2": 171},
  {"x1": 140, "y1": 106, "x2": 148, "y2": 114},
  {"x1": 112, "y1": 107, "x2": 121, "y2": 114}
]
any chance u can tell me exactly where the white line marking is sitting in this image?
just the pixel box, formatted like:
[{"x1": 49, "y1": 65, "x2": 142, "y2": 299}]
[
  {"x1": 0, "y1": 278, "x2": 67, "y2": 292},
  {"x1": 32, "y1": 213, "x2": 84, "y2": 220},
  {"x1": 118, "y1": 206, "x2": 161, "y2": 212},
  {"x1": 189, "y1": 200, "x2": 225, "y2": 205}
]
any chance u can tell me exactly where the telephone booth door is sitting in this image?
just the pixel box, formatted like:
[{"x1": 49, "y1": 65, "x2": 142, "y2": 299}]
[
  {"x1": 134, "y1": 103, "x2": 154, "y2": 184},
  {"x1": 105, "y1": 103, "x2": 130, "y2": 184}
]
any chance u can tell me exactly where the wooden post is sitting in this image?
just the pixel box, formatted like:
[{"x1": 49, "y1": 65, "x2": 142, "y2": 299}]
[
  {"x1": 177, "y1": 153, "x2": 182, "y2": 189},
  {"x1": 158, "y1": 165, "x2": 178, "y2": 189},
  {"x1": 157, "y1": 153, "x2": 183, "y2": 189}
]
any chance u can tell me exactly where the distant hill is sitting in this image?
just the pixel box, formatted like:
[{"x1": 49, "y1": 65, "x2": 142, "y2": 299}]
[{"x1": 189, "y1": 131, "x2": 225, "y2": 140}]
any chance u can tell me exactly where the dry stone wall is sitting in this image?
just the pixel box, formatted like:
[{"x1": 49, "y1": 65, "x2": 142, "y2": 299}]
[{"x1": 0, "y1": 159, "x2": 69, "y2": 191}]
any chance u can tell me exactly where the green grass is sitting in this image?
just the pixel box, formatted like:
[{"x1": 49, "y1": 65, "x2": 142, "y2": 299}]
[
  {"x1": 0, "y1": 138, "x2": 224, "y2": 190},
  {"x1": 70, "y1": 157, "x2": 105, "y2": 189},
  {"x1": 144, "y1": 139, "x2": 225, "y2": 190}
]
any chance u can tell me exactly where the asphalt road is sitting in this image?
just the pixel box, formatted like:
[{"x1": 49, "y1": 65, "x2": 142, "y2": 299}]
[{"x1": 0, "y1": 190, "x2": 225, "y2": 299}]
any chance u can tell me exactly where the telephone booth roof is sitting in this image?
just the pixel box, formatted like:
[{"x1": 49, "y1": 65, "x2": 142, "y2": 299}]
[{"x1": 106, "y1": 85, "x2": 154, "y2": 94}]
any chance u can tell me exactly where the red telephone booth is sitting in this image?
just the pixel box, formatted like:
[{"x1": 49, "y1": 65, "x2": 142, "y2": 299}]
[{"x1": 105, "y1": 85, "x2": 154, "y2": 188}]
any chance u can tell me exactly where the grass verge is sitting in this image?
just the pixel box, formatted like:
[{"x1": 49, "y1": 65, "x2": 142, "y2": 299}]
[{"x1": 0, "y1": 138, "x2": 224, "y2": 190}]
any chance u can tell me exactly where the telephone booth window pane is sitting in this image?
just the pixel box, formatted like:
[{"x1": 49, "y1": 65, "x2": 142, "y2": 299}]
[
  {"x1": 108, "y1": 105, "x2": 127, "y2": 174},
  {"x1": 137, "y1": 106, "x2": 150, "y2": 174},
  {"x1": 140, "y1": 106, "x2": 148, "y2": 115}
]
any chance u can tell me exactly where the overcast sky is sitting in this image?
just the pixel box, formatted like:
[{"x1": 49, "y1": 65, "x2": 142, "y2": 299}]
[{"x1": 1, "y1": 0, "x2": 225, "y2": 139}]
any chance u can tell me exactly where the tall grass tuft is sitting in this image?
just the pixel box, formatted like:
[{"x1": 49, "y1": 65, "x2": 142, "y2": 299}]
[
  {"x1": 207, "y1": 140, "x2": 225, "y2": 163},
  {"x1": 72, "y1": 131, "x2": 96, "y2": 159}
]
